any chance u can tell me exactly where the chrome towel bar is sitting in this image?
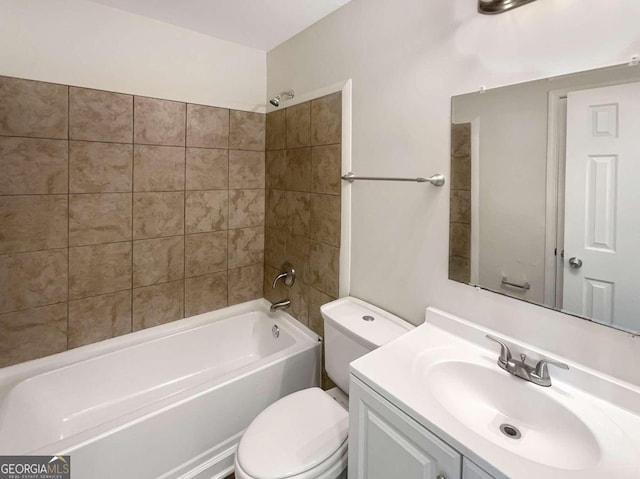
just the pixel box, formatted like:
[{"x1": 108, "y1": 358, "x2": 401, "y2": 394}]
[
  {"x1": 341, "y1": 171, "x2": 445, "y2": 187},
  {"x1": 501, "y1": 277, "x2": 531, "y2": 291}
]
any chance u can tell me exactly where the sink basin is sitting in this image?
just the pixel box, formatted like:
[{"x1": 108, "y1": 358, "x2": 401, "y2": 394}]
[{"x1": 425, "y1": 360, "x2": 600, "y2": 470}]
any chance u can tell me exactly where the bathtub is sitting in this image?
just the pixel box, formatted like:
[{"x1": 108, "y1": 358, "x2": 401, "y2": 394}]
[{"x1": 0, "y1": 299, "x2": 321, "y2": 479}]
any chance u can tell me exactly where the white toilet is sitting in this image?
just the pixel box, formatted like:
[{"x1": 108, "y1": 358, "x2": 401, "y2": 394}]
[{"x1": 234, "y1": 297, "x2": 412, "y2": 479}]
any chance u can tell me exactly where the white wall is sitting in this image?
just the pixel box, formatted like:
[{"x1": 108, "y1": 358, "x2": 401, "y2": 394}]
[
  {"x1": 0, "y1": 0, "x2": 266, "y2": 112},
  {"x1": 267, "y1": 0, "x2": 640, "y2": 385}
]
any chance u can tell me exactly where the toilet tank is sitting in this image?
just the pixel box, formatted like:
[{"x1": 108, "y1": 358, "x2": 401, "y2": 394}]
[{"x1": 320, "y1": 297, "x2": 413, "y2": 394}]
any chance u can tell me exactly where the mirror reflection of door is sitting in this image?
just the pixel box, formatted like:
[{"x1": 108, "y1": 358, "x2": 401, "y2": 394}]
[{"x1": 562, "y1": 82, "x2": 640, "y2": 332}]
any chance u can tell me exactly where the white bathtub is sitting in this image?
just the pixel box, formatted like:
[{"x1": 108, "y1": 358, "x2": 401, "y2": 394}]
[{"x1": 0, "y1": 299, "x2": 321, "y2": 479}]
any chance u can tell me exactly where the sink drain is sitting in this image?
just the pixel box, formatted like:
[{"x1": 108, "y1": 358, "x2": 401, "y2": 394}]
[{"x1": 499, "y1": 423, "x2": 521, "y2": 439}]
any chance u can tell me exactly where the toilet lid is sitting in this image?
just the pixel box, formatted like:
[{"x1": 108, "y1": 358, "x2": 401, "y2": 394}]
[{"x1": 237, "y1": 388, "x2": 349, "y2": 479}]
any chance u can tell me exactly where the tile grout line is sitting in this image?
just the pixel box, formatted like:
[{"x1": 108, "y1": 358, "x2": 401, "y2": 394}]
[
  {"x1": 183, "y1": 104, "x2": 188, "y2": 319},
  {"x1": 131, "y1": 95, "x2": 135, "y2": 332},
  {"x1": 66, "y1": 86, "x2": 70, "y2": 351}
]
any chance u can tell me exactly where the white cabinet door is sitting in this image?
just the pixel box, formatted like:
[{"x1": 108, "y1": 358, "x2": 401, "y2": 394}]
[
  {"x1": 463, "y1": 458, "x2": 494, "y2": 479},
  {"x1": 349, "y1": 377, "x2": 461, "y2": 479}
]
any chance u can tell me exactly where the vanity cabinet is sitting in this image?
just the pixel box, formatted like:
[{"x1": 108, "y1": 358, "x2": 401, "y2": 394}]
[{"x1": 349, "y1": 377, "x2": 494, "y2": 479}]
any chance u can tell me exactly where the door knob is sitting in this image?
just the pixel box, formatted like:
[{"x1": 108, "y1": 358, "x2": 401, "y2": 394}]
[{"x1": 568, "y1": 257, "x2": 583, "y2": 269}]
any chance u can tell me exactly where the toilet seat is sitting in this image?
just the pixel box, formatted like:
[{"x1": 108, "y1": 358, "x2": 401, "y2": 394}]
[{"x1": 235, "y1": 388, "x2": 349, "y2": 479}]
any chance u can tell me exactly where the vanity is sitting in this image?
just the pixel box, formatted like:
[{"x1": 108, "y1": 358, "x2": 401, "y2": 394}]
[{"x1": 348, "y1": 307, "x2": 640, "y2": 479}]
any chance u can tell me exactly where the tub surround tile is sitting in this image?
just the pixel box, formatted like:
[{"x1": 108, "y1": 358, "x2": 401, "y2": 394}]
[
  {"x1": 265, "y1": 189, "x2": 287, "y2": 229},
  {"x1": 0, "y1": 76, "x2": 68, "y2": 139},
  {"x1": 285, "y1": 148, "x2": 311, "y2": 192},
  {"x1": 134, "y1": 97, "x2": 186, "y2": 146},
  {"x1": 309, "y1": 194, "x2": 341, "y2": 247},
  {"x1": 228, "y1": 264, "x2": 263, "y2": 306},
  {"x1": 266, "y1": 110, "x2": 286, "y2": 151},
  {"x1": 185, "y1": 190, "x2": 228, "y2": 234},
  {"x1": 185, "y1": 272, "x2": 228, "y2": 317},
  {"x1": 449, "y1": 255, "x2": 471, "y2": 284},
  {"x1": 0, "y1": 249, "x2": 68, "y2": 314},
  {"x1": 133, "y1": 236, "x2": 184, "y2": 288},
  {"x1": 229, "y1": 189, "x2": 265, "y2": 229},
  {"x1": 308, "y1": 287, "x2": 335, "y2": 337},
  {"x1": 307, "y1": 241, "x2": 339, "y2": 298},
  {"x1": 451, "y1": 155, "x2": 471, "y2": 191},
  {"x1": 287, "y1": 192, "x2": 310, "y2": 237},
  {"x1": 133, "y1": 280, "x2": 184, "y2": 330},
  {"x1": 68, "y1": 291, "x2": 131, "y2": 348},
  {"x1": 0, "y1": 195, "x2": 68, "y2": 254},
  {"x1": 229, "y1": 150, "x2": 265, "y2": 189},
  {"x1": 228, "y1": 227, "x2": 264, "y2": 269},
  {"x1": 286, "y1": 102, "x2": 310, "y2": 148},
  {"x1": 0, "y1": 303, "x2": 67, "y2": 367},
  {"x1": 451, "y1": 123, "x2": 471, "y2": 158},
  {"x1": 264, "y1": 226, "x2": 286, "y2": 269},
  {"x1": 229, "y1": 110, "x2": 265, "y2": 151},
  {"x1": 69, "y1": 242, "x2": 131, "y2": 300},
  {"x1": 450, "y1": 190, "x2": 471, "y2": 224},
  {"x1": 133, "y1": 145, "x2": 185, "y2": 192},
  {"x1": 185, "y1": 231, "x2": 228, "y2": 277},
  {"x1": 311, "y1": 93, "x2": 341, "y2": 146},
  {"x1": 69, "y1": 87, "x2": 132, "y2": 143},
  {"x1": 133, "y1": 192, "x2": 185, "y2": 239},
  {"x1": 69, "y1": 193, "x2": 132, "y2": 246},
  {"x1": 285, "y1": 234, "x2": 311, "y2": 284},
  {"x1": 449, "y1": 222, "x2": 471, "y2": 259},
  {"x1": 0, "y1": 137, "x2": 68, "y2": 195},
  {"x1": 264, "y1": 264, "x2": 285, "y2": 304},
  {"x1": 69, "y1": 141, "x2": 132, "y2": 193},
  {"x1": 289, "y1": 281, "x2": 310, "y2": 326},
  {"x1": 186, "y1": 104, "x2": 229, "y2": 148},
  {"x1": 266, "y1": 150, "x2": 287, "y2": 190},
  {"x1": 186, "y1": 148, "x2": 228, "y2": 190},
  {"x1": 311, "y1": 145, "x2": 341, "y2": 195}
]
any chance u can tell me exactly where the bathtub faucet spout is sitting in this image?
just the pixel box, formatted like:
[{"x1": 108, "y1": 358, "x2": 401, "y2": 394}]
[{"x1": 270, "y1": 299, "x2": 291, "y2": 313}]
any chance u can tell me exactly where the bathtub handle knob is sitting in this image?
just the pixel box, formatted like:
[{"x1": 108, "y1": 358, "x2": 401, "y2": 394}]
[
  {"x1": 272, "y1": 262, "x2": 296, "y2": 288},
  {"x1": 272, "y1": 325, "x2": 280, "y2": 338}
]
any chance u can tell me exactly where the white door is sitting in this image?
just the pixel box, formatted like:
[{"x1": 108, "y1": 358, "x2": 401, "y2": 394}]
[{"x1": 564, "y1": 82, "x2": 640, "y2": 332}]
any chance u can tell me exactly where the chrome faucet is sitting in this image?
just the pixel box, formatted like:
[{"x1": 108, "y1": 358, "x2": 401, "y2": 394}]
[
  {"x1": 486, "y1": 335, "x2": 569, "y2": 387},
  {"x1": 270, "y1": 299, "x2": 291, "y2": 313}
]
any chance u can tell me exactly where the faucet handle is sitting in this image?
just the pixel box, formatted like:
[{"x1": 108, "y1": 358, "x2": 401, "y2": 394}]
[
  {"x1": 271, "y1": 262, "x2": 295, "y2": 289},
  {"x1": 485, "y1": 335, "x2": 512, "y2": 366},
  {"x1": 533, "y1": 359, "x2": 569, "y2": 380}
]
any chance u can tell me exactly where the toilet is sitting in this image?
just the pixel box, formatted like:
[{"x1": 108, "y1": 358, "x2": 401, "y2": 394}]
[{"x1": 234, "y1": 297, "x2": 413, "y2": 479}]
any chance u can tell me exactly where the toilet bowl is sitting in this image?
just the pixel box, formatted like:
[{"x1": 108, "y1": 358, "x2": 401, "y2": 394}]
[{"x1": 234, "y1": 297, "x2": 412, "y2": 479}]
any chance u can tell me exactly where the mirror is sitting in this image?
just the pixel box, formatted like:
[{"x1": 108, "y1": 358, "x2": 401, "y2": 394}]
[{"x1": 449, "y1": 63, "x2": 640, "y2": 335}]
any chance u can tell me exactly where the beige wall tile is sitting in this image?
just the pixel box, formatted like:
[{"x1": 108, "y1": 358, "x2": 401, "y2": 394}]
[
  {"x1": 69, "y1": 141, "x2": 132, "y2": 193},
  {"x1": 287, "y1": 192, "x2": 310, "y2": 237},
  {"x1": 309, "y1": 194, "x2": 341, "y2": 247},
  {"x1": 264, "y1": 264, "x2": 288, "y2": 304},
  {"x1": 449, "y1": 222, "x2": 471, "y2": 259},
  {"x1": 266, "y1": 110, "x2": 286, "y2": 151},
  {"x1": 311, "y1": 145, "x2": 341, "y2": 195},
  {"x1": 133, "y1": 145, "x2": 185, "y2": 192},
  {"x1": 451, "y1": 155, "x2": 471, "y2": 191},
  {"x1": 285, "y1": 234, "x2": 311, "y2": 284},
  {"x1": 450, "y1": 190, "x2": 471, "y2": 224},
  {"x1": 185, "y1": 271, "x2": 227, "y2": 317},
  {"x1": 0, "y1": 303, "x2": 67, "y2": 367},
  {"x1": 134, "y1": 97, "x2": 186, "y2": 146},
  {"x1": 185, "y1": 231, "x2": 228, "y2": 277},
  {"x1": 285, "y1": 147, "x2": 311, "y2": 192},
  {"x1": 288, "y1": 280, "x2": 310, "y2": 326},
  {"x1": 307, "y1": 241, "x2": 339, "y2": 297},
  {"x1": 186, "y1": 104, "x2": 229, "y2": 148},
  {"x1": 229, "y1": 189, "x2": 265, "y2": 229},
  {"x1": 0, "y1": 195, "x2": 68, "y2": 254},
  {"x1": 229, "y1": 110, "x2": 265, "y2": 151},
  {"x1": 0, "y1": 76, "x2": 68, "y2": 139},
  {"x1": 449, "y1": 255, "x2": 470, "y2": 284},
  {"x1": 264, "y1": 226, "x2": 286, "y2": 269},
  {"x1": 69, "y1": 87, "x2": 132, "y2": 142},
  {"x1": 451, "y1": 123, "x2": 471, "y2": 158},
  {"x1": 265, "y1": 189, "x2": 287, "y2": 228},
  {"x1": 228, "y1": 226, "x2": 264, "y2": 269},
  {"x1": 69, "y1": 193, "x2": 132, "y2": 246},
  {"x1": 133, "y1": 280, "x2": 184, "y2": 330},
  {"x1": 0, "y1": 138, "x2": 68, "y2": 195},
  {"x1": 286, "y1": 102, "x2": 310, "y2": 148},
  {"x1": 311, "y1": 92, "x2": 341, "y2": 146},
  {"x1": 68, "y1": 291, "x2": 131, "y2": 348},
  {"x1": 308, "y1": 287, "x2": 335, "y2": 337},
  {"x1": 186, "y1": 148, "x2": 228, "y2": 190},
  {"x1": 185, "y1": 190, "x2": 228, "y2": 234},
  {"x1": 133, "y1": 236, "x2": 184, "y2": 288},
  {"x1": 229, "y1": 150, "x2": 265, "y2": 189},
  {"x1": 228, "y1": 264, "x2": 263, "y2": 306},
  {"x1": 266, "y1": 150, "x2": 287, "y2": 190},
  {"x1": 69, "y1": 242, "x2": 131, "y2": 300},
  {"x1": 133, "y1": 192, "x2": 184, "y2": 239},
  {"x1": 0, "y1": 249, "x2": 67, "y2": 313}
]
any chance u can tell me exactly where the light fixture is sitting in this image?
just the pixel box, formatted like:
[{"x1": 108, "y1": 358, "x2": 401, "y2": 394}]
[{"x1": 478, "y1": 0, "x2": 537, "y2": 14}]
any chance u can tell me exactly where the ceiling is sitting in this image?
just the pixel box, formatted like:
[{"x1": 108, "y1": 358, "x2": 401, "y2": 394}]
[{"x1": 89, "y1": 0, "x2": 351, "y2": 51}]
